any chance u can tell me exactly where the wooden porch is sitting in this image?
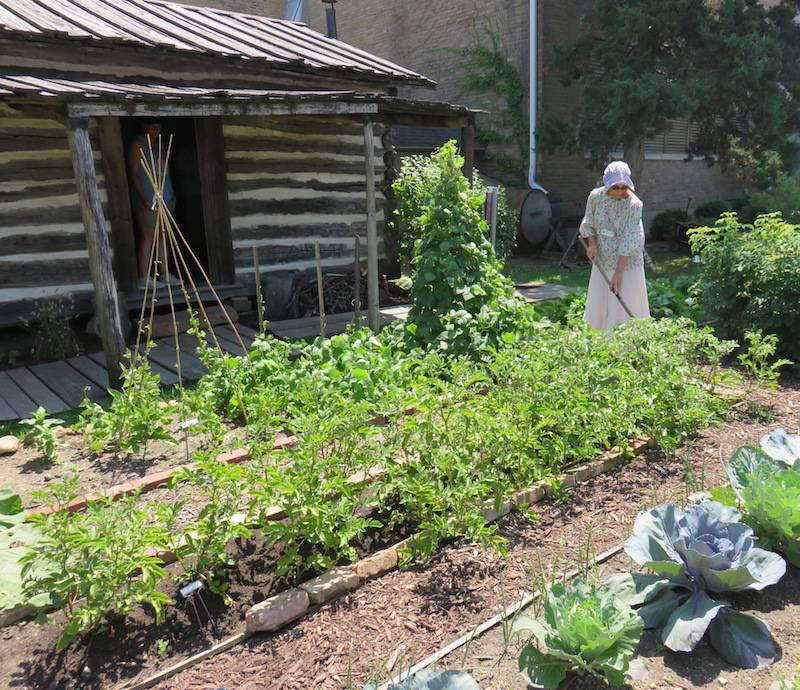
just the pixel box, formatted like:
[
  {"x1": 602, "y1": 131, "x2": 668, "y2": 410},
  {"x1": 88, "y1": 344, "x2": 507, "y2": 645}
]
[{"x1": 0, "y1": 284, "x2": 574, "y2": 421}]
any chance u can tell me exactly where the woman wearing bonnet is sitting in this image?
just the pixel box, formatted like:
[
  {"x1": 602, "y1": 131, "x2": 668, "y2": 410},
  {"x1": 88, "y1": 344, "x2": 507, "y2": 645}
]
[{"x1": 579, "y1": 161, "x2": 650, "y2": 330}]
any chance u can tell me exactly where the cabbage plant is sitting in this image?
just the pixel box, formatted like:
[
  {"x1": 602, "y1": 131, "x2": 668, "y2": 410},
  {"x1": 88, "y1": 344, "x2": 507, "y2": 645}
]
[
  {"x1": 364, "y1": 670, "x2": 479, "y2": 690},
  {"x1": 724, "y1": 431, "x2": 800, "y2": 567},
  {"x1": 606, "y1": 501, "x2": 785, "y2": 669},
  {"x1": 513, "y1": 579, "x2": 643, "y2": 688}
]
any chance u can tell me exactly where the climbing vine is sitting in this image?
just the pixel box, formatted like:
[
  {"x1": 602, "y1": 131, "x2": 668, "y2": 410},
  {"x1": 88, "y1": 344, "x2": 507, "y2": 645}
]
[{"x1": 451, "y1": 25, "x2": 530, "y2": 185}]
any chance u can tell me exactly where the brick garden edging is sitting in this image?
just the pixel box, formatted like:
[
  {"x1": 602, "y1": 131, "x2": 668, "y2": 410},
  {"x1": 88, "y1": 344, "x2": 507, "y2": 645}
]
[{"x1": 118, "y1": 437, "x2": 653, "y2": 690}]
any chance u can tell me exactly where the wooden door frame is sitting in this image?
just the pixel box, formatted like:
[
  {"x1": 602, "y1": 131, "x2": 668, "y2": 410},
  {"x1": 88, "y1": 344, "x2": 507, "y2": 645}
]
[
  {"x1": 96, "y1": 114, "x2": 236, "y2": 291},
  {"x1": 194, "y1": 116, "x2": 235, "y2": 285}
]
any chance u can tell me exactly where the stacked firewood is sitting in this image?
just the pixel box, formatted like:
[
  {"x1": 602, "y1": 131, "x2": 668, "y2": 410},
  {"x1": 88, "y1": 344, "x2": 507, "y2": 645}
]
[{"x1": 290, "y1": 271, "x2": 368, "y2": 318}]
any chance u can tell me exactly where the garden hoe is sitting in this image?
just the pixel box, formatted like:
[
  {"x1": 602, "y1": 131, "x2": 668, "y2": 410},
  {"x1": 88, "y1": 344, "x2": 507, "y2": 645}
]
[{"x1": 576, "y1": 235, "x2": 634, "y2": 318}]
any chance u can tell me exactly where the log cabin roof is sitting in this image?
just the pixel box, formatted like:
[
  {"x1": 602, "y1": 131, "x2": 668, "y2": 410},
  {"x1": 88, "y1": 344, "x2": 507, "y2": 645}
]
[
  {"x1": 0, "y1": 71, "x2": 480, "y2": 122},
  {"x1": 0, "y1": 0, "x2": 434, "y2": 87}
]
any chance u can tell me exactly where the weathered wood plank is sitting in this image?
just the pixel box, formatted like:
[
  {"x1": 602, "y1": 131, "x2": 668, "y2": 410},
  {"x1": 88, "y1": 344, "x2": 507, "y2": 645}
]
[
  {"x1": 86, "y1": 350, "x2": 180, "y2": 387},
  {"x1": 1, "y1": 232, "x2": 87, "y2": 255},
  {"x1": 233, "y1": 242, "x2": 353, "y2": 268},
  {"x1": 223, "y1": 116, "x2": 365, "y2": 134},
  {"x1": 228, "y1": 196, "x2": 384, "y2": 217},
  {"x1": 225, "y1": 159, "x2": 384, "y2": 176},
  {"x1": 68, "y1": 117, "x2": 125, "y2": 390},
  {"x1": 0, "y1": 389, "x2": 16, "y2": 421},
  {"x1": 0, "y1": 134, "x2": 70, "y2": 153},
  {"x1": 148, "y1": 338, "x2": 206, "y2": 381},
  {"x1": 0, "y1": 181, "x2": 78, "y2": 204},
  {"x1": 0, "y1": 257, "x2": 91, "y2": 288},
  {"x1": 227, "y1": 177, "x2": 378, "y2": 195},
  {"x1": 66, "y1": 355, "x2": 110, "y2": 392},
  {"x1": 216, "y1": 324, "x2": 253, "y2": 348},
  {"x1": 5, "y1": 366, "x2": 70, "y2": 413},
  {"x1": 28, "y1": 361, "x2": 103, "y2": 408},
  {"x1": 230, "y1": 221, "x2": 381, "y2": 242},
  {"x1": 195, "y1": 117, "x2": 235, "y2": 285},
  {"x1": 69, "y1": 102, "x2": 377, "y2": 119},
  {"x1": 175, "y1": 333, "x2": 210, "y2": 376},
  {"x1": 98, "y1": 116, "x2": 138, "y2": 293},
  {"x1": 223, "y1": 135, "x2": 366, "y2": 157},
  {"x1": 0, "y1": 371, "x2": 38, "y2": 418},
  {"x1": 0, "y1": 203, "x2": 85, "y2": 227}
]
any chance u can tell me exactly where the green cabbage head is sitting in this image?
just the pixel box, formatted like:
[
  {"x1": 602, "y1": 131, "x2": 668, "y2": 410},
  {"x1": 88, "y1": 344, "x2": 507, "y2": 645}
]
[{"x1": 606, "y1": 501, "x2": 785, "y2": 669}]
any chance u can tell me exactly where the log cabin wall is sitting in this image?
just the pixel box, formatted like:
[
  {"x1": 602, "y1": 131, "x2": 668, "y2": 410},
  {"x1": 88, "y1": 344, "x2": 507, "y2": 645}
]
[
  {"x1": 223, "y1": 115, "x2": 387, "y2": 314},
  {"x1": 0, "y1": 111, "x2": 103, "y2": 325},
  {"x1": 0, "y1": 110, "x2": 389, "y2": 324}
]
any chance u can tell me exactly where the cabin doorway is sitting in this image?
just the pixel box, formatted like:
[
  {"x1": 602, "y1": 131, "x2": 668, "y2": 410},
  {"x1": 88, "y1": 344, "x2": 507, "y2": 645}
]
[{"x1": 120, "y1": 116, "x2": 209, "y2": 283}]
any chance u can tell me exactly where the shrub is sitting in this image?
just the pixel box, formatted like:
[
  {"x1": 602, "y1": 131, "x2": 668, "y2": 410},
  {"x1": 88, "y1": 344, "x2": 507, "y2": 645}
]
[
  {"x1": 746, "y1": 173, "x2": 800, "y2": 225},
  {"x1": 649, "y1": 209, "x2": 691, "y2": 241},
  {"x1": 403, "y1": 141, "x2": 531, "y2": 356},
  {"x1": 27, "y1": 299, "x2": 78, "y2": 361},
  {"x1": 693, "y1": 199, "x2": 733, "y2": 221},
  {"x1": 689, "y1": 212, "x2": 800, "y2": 359},
  {"x1": 391, "y1": 149, "x2": 517, "y2": 265}
]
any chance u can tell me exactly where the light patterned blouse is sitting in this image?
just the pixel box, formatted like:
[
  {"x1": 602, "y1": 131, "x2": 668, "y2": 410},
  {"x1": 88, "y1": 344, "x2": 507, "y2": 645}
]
[{"x1": 578, "y1": 187, "x2": 645, "y2": 274}]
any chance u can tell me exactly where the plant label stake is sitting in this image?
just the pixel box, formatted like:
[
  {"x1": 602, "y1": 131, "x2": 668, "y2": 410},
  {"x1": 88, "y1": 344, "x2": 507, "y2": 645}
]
[
  {"x1": 179, "y1": 418, "x2": 199, "y2": 465},
  {"x1": 180, "y1": 580, "x2": 217, "y2": 632}
]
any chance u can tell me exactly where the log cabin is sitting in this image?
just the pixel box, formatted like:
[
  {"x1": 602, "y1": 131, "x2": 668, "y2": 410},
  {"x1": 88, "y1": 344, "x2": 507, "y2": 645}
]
[{"x1": 0, "y1": 0, "x2": 476, "y2": 386}]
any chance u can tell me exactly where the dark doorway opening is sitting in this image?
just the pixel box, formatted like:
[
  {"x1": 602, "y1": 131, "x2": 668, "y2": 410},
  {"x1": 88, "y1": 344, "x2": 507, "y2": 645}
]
[{"x1": 120, "y1": 117, "x2": 209, "y2": 282}]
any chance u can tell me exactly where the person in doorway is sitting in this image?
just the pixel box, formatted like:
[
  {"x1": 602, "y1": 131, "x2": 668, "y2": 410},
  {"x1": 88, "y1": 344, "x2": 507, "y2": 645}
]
[
  {"x1": 127, "y1": 120, "x2": 178, "y2": 289},
  {"x1": 579, "y1": 161, "x2": 650, "y2": 330}
]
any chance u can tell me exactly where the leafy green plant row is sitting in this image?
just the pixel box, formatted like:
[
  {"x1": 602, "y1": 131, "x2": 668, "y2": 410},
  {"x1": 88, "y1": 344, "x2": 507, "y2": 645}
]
[{"x1": 15, "y1": 316, "x2": 733, "y2": 651}]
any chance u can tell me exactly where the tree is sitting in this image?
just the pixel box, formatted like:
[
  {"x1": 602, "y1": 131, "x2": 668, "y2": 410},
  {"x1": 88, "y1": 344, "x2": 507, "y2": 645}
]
[{"x1": 538, "y1": 0, "x2": 800, "y2": 188}]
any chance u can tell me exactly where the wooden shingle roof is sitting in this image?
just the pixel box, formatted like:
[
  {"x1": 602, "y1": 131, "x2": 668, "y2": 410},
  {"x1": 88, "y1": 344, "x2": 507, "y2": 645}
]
[{"x1": 0, "y1": 0, "x2": 434, "y2": 87}]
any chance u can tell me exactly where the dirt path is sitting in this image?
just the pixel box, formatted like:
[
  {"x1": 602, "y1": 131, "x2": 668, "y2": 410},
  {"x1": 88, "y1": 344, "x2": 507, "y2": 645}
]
[{"x1": 129, "y1": 381, "x2": 797, "y2": 690}]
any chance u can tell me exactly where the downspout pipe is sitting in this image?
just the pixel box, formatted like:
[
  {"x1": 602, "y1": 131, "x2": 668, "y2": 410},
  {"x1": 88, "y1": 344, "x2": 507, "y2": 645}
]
[{"x1": 529, "y1": 0, "x2": 548, "y2": 193}]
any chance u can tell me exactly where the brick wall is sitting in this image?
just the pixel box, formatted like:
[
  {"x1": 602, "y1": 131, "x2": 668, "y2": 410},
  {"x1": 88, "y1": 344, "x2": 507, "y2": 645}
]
[{"x1": 191, "y1": 1, "x2": 745, "y2": 231}]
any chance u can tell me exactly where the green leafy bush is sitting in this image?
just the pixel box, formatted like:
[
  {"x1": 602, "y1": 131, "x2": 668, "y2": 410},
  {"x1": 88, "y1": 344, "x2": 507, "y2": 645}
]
[
  {"x1": 391, "y1": 149, "x2": 517, "y2": 266},
  {"x1": 693, "y1": 199, "x2": 734, "y2": 222},
  {"x1": 747, "y1": 173, "x2": 800, "y2": 225},
  {"x1": 21, "y1": 470, "x2": 171, "y2": 650},
  {"x1": 647, "y1": 276, "x2": 698, "y2": 320},
  {"x1": 403, "y1": 141, "x2": 531, "y2": 356},
  {"x1": 26, "y1": 299, "x2": 78, "y2": 362},
  {"x1": 19, "y1": 407, "x2": 64, "y2": 462},
  {"x1": 514, "y1": 579, "x2": 643, "y2": 688},
  {"x1": 649, "y1": 209, "x2": 691, "y2": 241},
  {"x1": 77, "y1": 350, "x2": 176, "y2": 456},
  {"x1": 689, "y1": 212, "x2": 800, "y2": 359},
  {"x1": 723, "y1": 435, "x2": 800, "y2": 567}
]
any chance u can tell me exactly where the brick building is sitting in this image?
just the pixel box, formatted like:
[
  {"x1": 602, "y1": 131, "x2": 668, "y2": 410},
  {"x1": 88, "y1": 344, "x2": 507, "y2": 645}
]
[{"x1": 245, "y1": 0, "x2": 745, "y2": 228}]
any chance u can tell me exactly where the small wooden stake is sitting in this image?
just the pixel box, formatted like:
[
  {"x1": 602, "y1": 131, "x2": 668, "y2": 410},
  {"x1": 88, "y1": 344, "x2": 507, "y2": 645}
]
[
  {"x1": 353, "y1": 234, "x2": 362, "y2": 327},
  {"x1": 363, "y1": 121, "x2": 379, "y2": 333},
  {"x1": 314, "y1": 240, "x2": 326, "y2": 338},
  {"x1": 252, "y1": 245, "x2": 265, "y2": 332}
]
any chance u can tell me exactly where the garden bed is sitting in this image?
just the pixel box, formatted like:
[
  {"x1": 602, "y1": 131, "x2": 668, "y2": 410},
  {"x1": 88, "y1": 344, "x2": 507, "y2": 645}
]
[{"x1": 108, "y1": 379, "x2": 798, "y2": 690}]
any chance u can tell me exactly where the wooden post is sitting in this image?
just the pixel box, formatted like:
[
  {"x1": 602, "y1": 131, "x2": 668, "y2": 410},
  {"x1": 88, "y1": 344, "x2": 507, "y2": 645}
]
[
  {"x1": 363, "y1": 121, "x2": 380, "y2": 333},
  {"x1": 353, "y1": 234, "x2": 362, "y2": 327},
  {"x1": 461, "y1": 120, "x2": 475, "y2": 183},
  {"x1": 314, "y1": 240, "x2": 326, "y2": 338},
  {"x1": 68, "y1": 117, "x2": 126, "y2": 389},
  {"x1": 97, "y1": 117, "x2": 138, "y2": 293},
  {"x1": 252, "y1": 246, "x2": 264, "y2": 332}
]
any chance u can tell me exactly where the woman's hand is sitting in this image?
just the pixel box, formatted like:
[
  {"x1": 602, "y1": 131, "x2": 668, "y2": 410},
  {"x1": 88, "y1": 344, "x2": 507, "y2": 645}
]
[
  {"x1": 585, "y1": 237, "x2": 598, "y2": 263},
  {"x1": 610, "y1": 268, "x2": 624, "y2": 295}
]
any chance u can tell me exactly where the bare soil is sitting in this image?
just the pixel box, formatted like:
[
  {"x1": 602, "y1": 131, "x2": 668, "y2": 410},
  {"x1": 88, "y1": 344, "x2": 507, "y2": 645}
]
[{"x1": 0, "y1": 417, "x2": 246, "y2": 509}]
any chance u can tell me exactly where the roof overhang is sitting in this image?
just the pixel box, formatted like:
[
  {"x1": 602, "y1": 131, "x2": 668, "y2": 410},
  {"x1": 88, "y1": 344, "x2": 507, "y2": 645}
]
[{"x1": 0, "y1": 73, "x2": 479, "y2": 126}]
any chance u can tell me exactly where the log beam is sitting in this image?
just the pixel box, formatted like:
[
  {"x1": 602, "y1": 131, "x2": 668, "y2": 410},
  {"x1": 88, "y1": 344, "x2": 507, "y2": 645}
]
[
  {"x1": 363, "y1": 121, "x2": 380, "y2": 333},
  {"x1": 67, "y1": 117, "x2": 126, "y2": 389}
]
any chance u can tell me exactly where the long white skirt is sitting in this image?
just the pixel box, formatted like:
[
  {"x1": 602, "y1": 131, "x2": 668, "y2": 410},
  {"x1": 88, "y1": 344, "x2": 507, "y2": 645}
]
[{"x1": 584, "y1": 263, "x2": 650, "y2": 331}]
